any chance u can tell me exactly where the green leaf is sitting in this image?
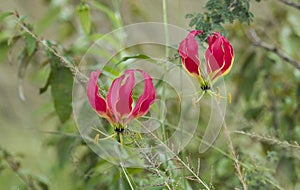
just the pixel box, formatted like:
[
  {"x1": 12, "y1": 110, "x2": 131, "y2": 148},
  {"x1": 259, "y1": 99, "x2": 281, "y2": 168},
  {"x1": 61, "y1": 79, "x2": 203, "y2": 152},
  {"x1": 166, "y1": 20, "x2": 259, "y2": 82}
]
[
  {"x1": 185, "y1": 13, "x2": 194, "y2": 19},
  {"x1": 77, "y1": 2, "x2": 91, "y2": 35},
  {"x1": 46, "y1": 45, "x2": 73, "y2": 122},
  {"x1": 51, "y1": 66, "x2": 73, "y2": 123},
  {"x1": 39, "y1": 71, "x2": 52, "y2": 94},
  {"x1": 116, "y1": 54, "x2": 153, "y2": 66},
  {"x1": 24, "y1": 33, "x2": 36, "y2": 56},
  {"x1": 189, "y1": 17, "x2": 198, "y2": 27},
  {"x1": 0, "y1": 11, "x2": 13, "y2": 21}
]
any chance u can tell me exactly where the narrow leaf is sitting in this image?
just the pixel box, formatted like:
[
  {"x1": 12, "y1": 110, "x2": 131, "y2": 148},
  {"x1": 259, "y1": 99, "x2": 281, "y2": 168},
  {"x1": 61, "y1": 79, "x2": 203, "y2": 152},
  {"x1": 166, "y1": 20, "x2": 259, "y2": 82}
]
[
  {"x1": 0, "y1": 11, "x2": 13, "y2": 21},
  {"x1": 77, "y1": 2, "x2": 91, "y2": 35},
  {"x1": 39, "y1": 72, "x2": 52, "y2": 94},
  {"x1": 189, "y1": 17, "x2": 198, "y2": 27},
  {"x1": 185, "y1": 13, "x2": 194, "y2": 19},
  {"x1": 116, "y1": 54, "x2": 153, "y2": 66},
  {"x1": 51, "y1": 67, "x2": 73, "y2": 123},
  {"x1": 24, "y1": 33, "x2": 37, "y2": 56}
]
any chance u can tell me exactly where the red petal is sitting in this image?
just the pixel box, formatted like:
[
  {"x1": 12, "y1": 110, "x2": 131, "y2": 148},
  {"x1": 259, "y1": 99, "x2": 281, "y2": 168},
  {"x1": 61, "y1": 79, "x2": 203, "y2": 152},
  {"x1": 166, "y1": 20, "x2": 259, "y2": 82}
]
[
  {"x1": 130, "y1": 70, "x2": 156, "y2": 119},
  {"x1": 205, "y1": 32, "x2": 234, "y2": 80},
  {"x1": 115, "y1": 70, "x2": 135, "y2": 118},
  {"x1": 107, "y1": 70, "x2": 135, "y2": 122},
  {"x1": 178, "y1": 30, "x2": 203, "y2": 77},
  {"x1": 86, "y1": 70, "x2": 108, "y2": 116},
  {"x1": 205, "y1": 38, "x2": 225, "y2": 76},
  {"x1": 219, "y1": 39, "x2": 234, "y2": 76}
]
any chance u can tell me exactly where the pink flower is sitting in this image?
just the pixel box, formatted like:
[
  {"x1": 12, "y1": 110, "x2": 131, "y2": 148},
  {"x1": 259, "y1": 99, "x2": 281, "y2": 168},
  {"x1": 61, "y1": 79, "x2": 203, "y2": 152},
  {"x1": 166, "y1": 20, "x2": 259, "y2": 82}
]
[
  {"x1": 178, "y1": 31, "x2": 234, "y2": 85},
  {"x1": 205, "y1": 32, "x2": 234, "y2": 80},
  {"x1": 178, "y1": 30, "x2": 203, "y2": 78},
  {"x1": 86, "y1": 69, "x2": 156, "y2": 127}
]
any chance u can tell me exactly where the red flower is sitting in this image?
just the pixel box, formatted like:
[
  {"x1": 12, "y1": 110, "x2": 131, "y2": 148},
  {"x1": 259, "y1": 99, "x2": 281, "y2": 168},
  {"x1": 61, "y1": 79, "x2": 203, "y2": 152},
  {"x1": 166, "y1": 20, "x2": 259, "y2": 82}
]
[
  {"x1": 86, "y1": 69, "x2": 156, "y2": 126},
  {"x1": 178, "y1": 30, "x2": 203, "y2": 78},
  {"x1": 205, "y1": 32, "x2": 234, "y2": 81},
  {"x1": 178, "y1": 31, "x2": 234, "y2": 87}
]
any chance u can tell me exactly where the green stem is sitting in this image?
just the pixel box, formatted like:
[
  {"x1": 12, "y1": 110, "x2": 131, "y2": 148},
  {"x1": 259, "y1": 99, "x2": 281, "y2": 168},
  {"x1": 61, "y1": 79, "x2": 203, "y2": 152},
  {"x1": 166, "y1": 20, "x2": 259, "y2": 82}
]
[
  {"x1": 120, "y1": 163, "x2": 135, "y2": 190},
  {"x1": 160, "y1": 0, "x2": 169, "y2": 143},
  {"x1": 162, "y1": 0, "x2": 169, "y2": 58}
]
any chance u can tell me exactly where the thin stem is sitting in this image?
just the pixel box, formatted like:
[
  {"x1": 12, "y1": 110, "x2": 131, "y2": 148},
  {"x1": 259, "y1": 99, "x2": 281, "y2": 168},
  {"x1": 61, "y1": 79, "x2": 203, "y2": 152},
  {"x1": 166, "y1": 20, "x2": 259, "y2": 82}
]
[
  {"x1": 119, "y1": 168, "x2": 123, "y2": 190},
  {"x1": 120, "y1": 163, "x2": 135, "y2": 190},
  {"x1": 223, "y1": 122, "x2": 248, "y2": 190},
  {"x1": 13, "y1": 12, "x2": 88, "y2": 82},
  {"x1": 233, "y1": 130, "x2": 300, "y2": 149},
  {"x1": 135, "y1": 120, "x2": 210, "y2": 189},
  {"x1": 162, "y1": 0, "x2": 169, "y2": 58},
  {"x1": 174, "y1": 154, "x2": 210, "y2": 189},
  {"x1": 160, "y1": 1, "x2": 169, "y2": 168},
  {"x1": 133, "y1": 140, "x2": 173, "y2": 190},
  {"x1": 153, "y1": 121, "x2": 283, "y2": 189}
]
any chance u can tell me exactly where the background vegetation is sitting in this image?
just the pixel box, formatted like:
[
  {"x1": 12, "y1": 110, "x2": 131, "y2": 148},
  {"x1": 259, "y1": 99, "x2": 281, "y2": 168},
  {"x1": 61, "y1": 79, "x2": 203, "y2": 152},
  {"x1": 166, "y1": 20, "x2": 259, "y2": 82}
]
[{"x1": 0, "y1": 0, "x2": 300, "y2": 189}]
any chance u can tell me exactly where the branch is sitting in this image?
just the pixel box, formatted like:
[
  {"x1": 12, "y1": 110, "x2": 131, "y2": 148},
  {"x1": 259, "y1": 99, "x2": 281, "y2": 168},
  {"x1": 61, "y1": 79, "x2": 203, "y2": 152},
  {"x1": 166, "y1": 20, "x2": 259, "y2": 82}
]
[
  {"x1": 248, "y1": 29, "x2": 300, "y2": 71},
  {"x1": 277, "y1": 0, "x2": 300, "y2": 10},
  {"x1": 223, "y1": 123, "x2": 248, "y2": 190},
  {"x1": 13, "y1": 11, "x2": 89, "y2": 83},
  {"x1": 234, "y1": 131, "x2": 300, "y2": 149}
]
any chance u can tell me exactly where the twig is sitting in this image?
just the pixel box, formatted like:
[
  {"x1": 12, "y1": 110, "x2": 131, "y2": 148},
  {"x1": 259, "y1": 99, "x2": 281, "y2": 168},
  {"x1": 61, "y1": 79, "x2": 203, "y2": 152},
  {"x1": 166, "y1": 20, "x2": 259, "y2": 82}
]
[
  {"x1": 13, "y1": 11, "x2": 88, "y2": 83},
  {"x1": 248, "y1": 29, "x2": 300, "y2": 70},
  {"x1": 135, "y1": 120, "x2": 210, "y2": 189},
  {"x1": 133, "y1": 140, "x2": 173, "y2": 190},
  {"x1": 223, "y1": 123, "x2": 248, "y2": 190},
  {"x1": 209, "y1": 94, "x2": 247, "y2": 189},
  {"x1": 233, "y1": 131, "x2": 300, "y2": 149},
  {"x1": 277, "y1": 0, "x2": 300, "y2": 10}
]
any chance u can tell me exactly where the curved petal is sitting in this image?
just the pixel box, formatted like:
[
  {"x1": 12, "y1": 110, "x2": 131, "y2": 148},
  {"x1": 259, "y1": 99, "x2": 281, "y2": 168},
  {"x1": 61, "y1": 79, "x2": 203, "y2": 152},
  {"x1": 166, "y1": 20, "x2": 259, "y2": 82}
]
[
  {"x1": 219, "y1": 39, "x2": 234, "y2": 76},
  {"x1": 205, "y1": 32, "x2": 234, "y2": 80},
  {"x1": 130, "y1": 70, "x2": 156, "y2": 120},
  {"x1": 205, "y1": 37, "x2": 224, "y2": 76},
  {"x1": 178, "y1": 30, "x2": 203, "y2": 77},
  {"x1": 86, "y1": 70, "x2": 107, "y2": 116},
  {"x1": 107, "y1": 70, "x2": 135, "y2": 122}
]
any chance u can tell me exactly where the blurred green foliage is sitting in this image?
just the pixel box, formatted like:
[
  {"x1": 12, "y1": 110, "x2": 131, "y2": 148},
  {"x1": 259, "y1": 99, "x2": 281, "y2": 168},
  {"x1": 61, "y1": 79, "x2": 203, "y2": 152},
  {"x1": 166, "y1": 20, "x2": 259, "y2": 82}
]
[{"x1": 0, "y1": 0, "x2": 300, "y2": 190}]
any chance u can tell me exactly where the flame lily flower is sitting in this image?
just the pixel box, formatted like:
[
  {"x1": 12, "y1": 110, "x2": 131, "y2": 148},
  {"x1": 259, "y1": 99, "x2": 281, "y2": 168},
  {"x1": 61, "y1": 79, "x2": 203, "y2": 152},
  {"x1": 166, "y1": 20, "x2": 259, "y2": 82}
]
[
  {"x1": 86, "y1": 69, "x2": 156, "y2": 133},
  {"x1": 179, "y1": 30, "x2": 234, "y2": 90},
  {"x1": 205, "y1": 32, "x2": 234, "y2": 81},
  {"x1": 178, "y1": 30, "x2": 205, "y2": 84}
]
